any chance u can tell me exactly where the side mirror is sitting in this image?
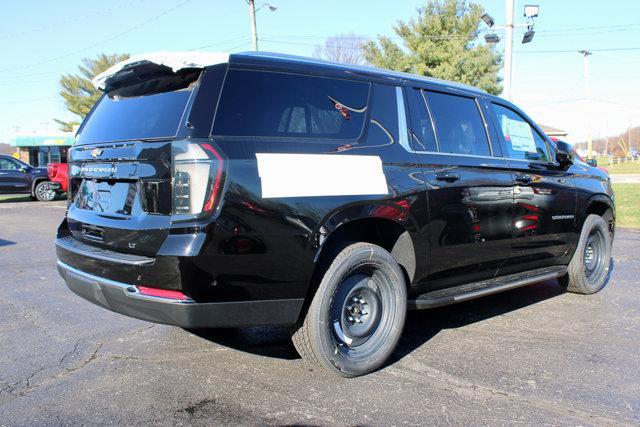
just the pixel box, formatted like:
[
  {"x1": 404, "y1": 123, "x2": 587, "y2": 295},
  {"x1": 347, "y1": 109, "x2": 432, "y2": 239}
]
[
  {"x1": 586, "y1": 158, "x2": 598, "y2": 167},
  {"x1": 555, "y1": 141, "x2": 573, "y2": 166}
]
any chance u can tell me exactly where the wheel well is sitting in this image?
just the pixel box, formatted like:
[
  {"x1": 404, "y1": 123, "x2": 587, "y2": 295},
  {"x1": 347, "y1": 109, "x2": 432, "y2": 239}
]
[
  {"x1": 31, "y1": 177, "x2": 48, "y2": 195},
  {"x1": 586, "y1": 200, "x2": 614, "y2": 233},
  {"x1": 296, "y1": 218, "x2": 415, "y2": 325}
]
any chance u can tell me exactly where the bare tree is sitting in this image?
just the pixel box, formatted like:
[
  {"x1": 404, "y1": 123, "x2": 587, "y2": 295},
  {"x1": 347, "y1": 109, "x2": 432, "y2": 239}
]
[{"x1": 313, "y1": 33, "x2": 367, "y2": 65}]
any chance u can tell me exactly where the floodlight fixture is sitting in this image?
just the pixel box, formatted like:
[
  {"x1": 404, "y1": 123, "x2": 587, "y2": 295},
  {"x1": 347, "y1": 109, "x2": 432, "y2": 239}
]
[
  {"x1": 522, "y1": 29, "x2": 535, "y2": 43},
  {"x1": 255, "y1": 2, "x2": 277, "y2": 12},
  {"x1": 485, "y1": 33, "x2": 500, "y2": 44},
  {"x1": 481, "y1": 13, "x2": 495, "y2": 27},
  {"x1": 524, "y1": 5, "x2": 539, "y2": 18}
]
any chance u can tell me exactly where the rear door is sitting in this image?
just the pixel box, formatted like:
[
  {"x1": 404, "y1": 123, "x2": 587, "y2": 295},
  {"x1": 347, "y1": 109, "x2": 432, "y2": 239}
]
[
  {"x1": 0, "y1": 157, "x2": 29, "y2": 194},
  {"x1": 65, "y1": 69, "x2": 204, "y2": 256},
  {"x1": 488, "y1": 101, "x2": 577, "y2": 274},
  {"x1": 405, "y1": 87, "x2": 515, "y2": 291}
]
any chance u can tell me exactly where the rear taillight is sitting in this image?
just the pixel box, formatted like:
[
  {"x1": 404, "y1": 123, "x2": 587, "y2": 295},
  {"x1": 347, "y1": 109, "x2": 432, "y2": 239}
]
[
  {"x1": 171, "y1": 141, "x2": 225, "y2": 220},
  {"x1": 48, "y1": 164, "x2": 58, "y2": 179}
]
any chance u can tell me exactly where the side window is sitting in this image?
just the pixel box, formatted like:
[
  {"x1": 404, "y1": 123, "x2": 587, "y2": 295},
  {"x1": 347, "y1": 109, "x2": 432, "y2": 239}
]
[
  {"x1": 492, "y1": 103, "x2": 550, "y2": 162},
  {"x1": 406, "y1": 88, "x2": 437, "y2": 152},
  {"x1": 425, "y1": 91, "x2": 491, "y2": 157},
  {"x1": 0, "y1": 158, "x2": 18, "y2": 170},
  {"x1": 213, "y1": 70, "x2": 369, "y2": 140},
  {"x1": 367, "y1": 84, "x2": 398, "y2": 146}
]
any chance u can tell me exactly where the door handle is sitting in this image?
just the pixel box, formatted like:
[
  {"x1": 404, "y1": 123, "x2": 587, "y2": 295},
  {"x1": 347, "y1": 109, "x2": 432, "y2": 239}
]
[
  {"x1": 515, "y1": 174, "x2": 532, "y2": 184},
  {"x1": 435, "y1": 172, "x2": 461, "y2": 183}
]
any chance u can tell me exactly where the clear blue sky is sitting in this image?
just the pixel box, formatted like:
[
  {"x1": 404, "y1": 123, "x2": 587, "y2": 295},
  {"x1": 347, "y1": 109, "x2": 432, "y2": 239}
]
[{"x1": 1, "y1": 0, "x2": 639, "y2": 144}]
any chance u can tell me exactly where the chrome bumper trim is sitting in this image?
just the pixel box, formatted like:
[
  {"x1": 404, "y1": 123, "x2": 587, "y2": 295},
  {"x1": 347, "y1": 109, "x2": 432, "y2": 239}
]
[{"x1": 56, "y1": 260, "x2": 195, "y2": 304}]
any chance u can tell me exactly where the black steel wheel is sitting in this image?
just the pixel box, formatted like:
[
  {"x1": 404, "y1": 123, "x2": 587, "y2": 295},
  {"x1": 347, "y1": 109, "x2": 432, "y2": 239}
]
[
  {"x1": 583, "y1": 227, "x2": 608, "y2": 286},
  {"x1": 561, "y1": 213, "x2": 612, "y2": 294},
  {"x1": 292, "y1": 242, "x2": 407, "y2": 377}
]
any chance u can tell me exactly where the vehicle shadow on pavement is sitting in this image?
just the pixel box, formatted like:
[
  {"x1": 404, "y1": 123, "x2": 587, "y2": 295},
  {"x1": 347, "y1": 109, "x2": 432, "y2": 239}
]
[
  {"x1": 388, "y1": 278, "x2": 567, "y2": 366},
  {"x1": 0, "y1": 195, "x2": 32, "y2": 203},
  {"x1": 190, "y1": 279, "x2": 568, "y2": 363},
  {"x1": 190, "y1": 326, "x2": 300, "y2": 360},
  {"x1": 0, "y1": 194, "x2": 66, "y2": 203},
  {"x1": 0, "y1": 238, "x2": 16, "y2": 247}
]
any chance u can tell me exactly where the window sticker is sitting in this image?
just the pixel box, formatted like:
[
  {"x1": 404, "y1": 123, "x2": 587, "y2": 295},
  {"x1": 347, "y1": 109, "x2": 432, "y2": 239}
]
[{"x1": 500, "y1": 116, "x2": 537, "y2": 153}]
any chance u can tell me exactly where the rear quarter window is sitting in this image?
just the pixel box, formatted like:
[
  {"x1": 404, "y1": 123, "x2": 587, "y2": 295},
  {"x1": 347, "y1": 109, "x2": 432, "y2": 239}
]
[{"x1": 213, "y1": 70, "x2": 370, "y2": 140}]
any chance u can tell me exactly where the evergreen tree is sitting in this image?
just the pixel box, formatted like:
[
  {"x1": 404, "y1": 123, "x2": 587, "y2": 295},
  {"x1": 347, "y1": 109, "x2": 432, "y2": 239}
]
[
  {"x1": 55, "y1": 53, "x2": 129, "y2": 132},
  {"x1": 363, "y1": 0, "x2": 502, "y2": 94}
]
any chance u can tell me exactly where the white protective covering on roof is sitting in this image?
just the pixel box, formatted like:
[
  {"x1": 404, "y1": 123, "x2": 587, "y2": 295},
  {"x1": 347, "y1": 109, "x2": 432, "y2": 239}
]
[{"x1": 92, "y1": 51, "x2": 230, "y2": 90}]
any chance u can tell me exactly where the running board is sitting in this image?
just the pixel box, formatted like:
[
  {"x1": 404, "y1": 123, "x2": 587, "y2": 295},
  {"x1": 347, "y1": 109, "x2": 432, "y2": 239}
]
[{"x1": 408, "y1": 266, "x2": 567, "y2": 310}]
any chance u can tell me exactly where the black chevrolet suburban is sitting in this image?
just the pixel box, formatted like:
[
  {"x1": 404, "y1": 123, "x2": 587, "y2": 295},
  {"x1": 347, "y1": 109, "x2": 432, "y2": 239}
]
[{"x1": 56, "y1": 51, "x2": 615, "y2": 377}]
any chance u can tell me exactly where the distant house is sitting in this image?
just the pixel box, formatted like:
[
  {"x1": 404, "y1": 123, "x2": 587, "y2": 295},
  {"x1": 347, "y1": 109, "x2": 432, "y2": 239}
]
[
  {"x1": 539, "y1": 124, "x2": 568, "y2": 139},
  {"x1": 9, "y1": 133, "x2": 74, "y2": 167}
]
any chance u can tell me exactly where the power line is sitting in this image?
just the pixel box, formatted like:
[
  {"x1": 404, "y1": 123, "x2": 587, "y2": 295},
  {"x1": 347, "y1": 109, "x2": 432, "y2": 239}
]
[
  {"x1": 0, "y1": 0, "x2": 193, "y2": 74},
  {"x1": 261, "y1": 33, "x2": 476, "y2": 41},
  {"x1": 1, "y1": 68, "x2": 74, "y2": 79},
  {"x1": 592, "y1": 98, "x2": 640, "y2": 109},
  {"x1": 591, "y1": 72, "x2": 640, "y2": 80},
  {"x1": 524, "y1": 97, "x2": 640, "y2": 109},
  {"x1": 0, "y1": 79, "x2": 54, "y2": 88},
  {"x1": 515, "y1": 46, "x2": 640, "y2": 54},
  {"x1": 0, "y1": 0, "x2": 146, "y2": 41},
  {"x1": 533, "y1": 27, "x2": 640, "y2": 38},
  {"x1": 260, "y1": 37, "x2": 640, "y2": 56},
  {"x1": 1, "y1": 34, "x2": 249, "y2": 87},
  {"x1": 261, "y1": 38, "x2": 368, "y2": 51},
  {"x1": 594, "y1": 52, "x2": 640, "y2": 62},
  {"x1": 0, "y1": 96, "x2": 58, "y2": 106},
  {"x1": 525, "y1": 98, "x2": 585, "y2": 108},
  {"x1": 534, "y1": 23, "x2": 640, "y2": 33},
  {"x1": 189, "y1": 36, "x2": 251, "y2": 51},
  {"x1": 222, "y1": 41, "x2": 254, "y2": 52}
]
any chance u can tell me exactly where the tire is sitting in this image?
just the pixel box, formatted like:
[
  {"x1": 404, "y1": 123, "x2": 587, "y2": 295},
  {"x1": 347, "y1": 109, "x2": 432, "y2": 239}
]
[
  {"x1": 34, "y1": 181, "x2": 56, "y2": 202},
  {"x1": 560, "y1": 214, "x2": 612, "y2": 294},
  {"x1": 291, "y1": 242, "x2": 407, "y2": 377}
]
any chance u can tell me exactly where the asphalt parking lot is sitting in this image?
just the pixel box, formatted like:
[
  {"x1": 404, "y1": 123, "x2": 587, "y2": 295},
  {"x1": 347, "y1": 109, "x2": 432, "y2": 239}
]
[{"x1": 1, "y1": 200, "x2": 639, "y2": 425}]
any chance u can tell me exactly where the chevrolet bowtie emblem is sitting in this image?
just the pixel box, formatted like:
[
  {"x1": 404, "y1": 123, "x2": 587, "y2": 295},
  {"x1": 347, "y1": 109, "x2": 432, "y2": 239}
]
[{"x1": 90, "y1": 148, "x2": 103, "y2": 159}]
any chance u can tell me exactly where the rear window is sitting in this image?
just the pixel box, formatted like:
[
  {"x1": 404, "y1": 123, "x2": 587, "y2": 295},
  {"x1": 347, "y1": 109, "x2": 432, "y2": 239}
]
[
  {"x1": 77, "y1": 74, "x2": 197, "y2": 144},
  {"x1": 213, "y1": 70, "x2": 370, "y2": 140},
  {"x1": 425, "y1": 91, "x2": 491, "y2": 157}
]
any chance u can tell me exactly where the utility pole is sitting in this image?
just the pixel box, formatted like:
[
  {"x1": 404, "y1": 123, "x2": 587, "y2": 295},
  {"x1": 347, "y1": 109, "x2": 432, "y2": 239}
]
[
  {"x1": 605, "y1": 120, "x2": 609, "y2": 155},
  {"x1": 579, "y1": 50, "x2": 593, "y2": 159},
  {"x1": 629, "y1": 118, "x2": 633, "y2": 155},
  {"x1": 503, "y1": 0, "x2": 515, "y2": 100},
  {"x1": 480, "y1": 3, "x2": 538, "y2": 101},
  {"x1": 248, "y1": 0, "x2": 258, "y2": 51}
]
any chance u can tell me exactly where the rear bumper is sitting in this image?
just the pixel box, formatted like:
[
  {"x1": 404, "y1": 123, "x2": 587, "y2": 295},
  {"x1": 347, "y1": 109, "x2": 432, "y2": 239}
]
[
  {"x1": 48, "y1": 182, "x2": 63, "y2": 191},
  {"x1": 56, "y1": 260, "x2": 304, "y2": 328}
]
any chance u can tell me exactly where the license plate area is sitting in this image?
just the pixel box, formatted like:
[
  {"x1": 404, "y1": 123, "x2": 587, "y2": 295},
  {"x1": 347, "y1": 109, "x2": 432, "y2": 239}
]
[{"x1": 75, "y1": 179, "x2": 139, "y2": 215}]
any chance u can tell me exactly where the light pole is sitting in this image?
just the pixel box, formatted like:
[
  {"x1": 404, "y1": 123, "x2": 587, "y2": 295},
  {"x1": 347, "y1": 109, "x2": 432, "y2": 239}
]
[
  {"x1": 579, "y1": 50, "x2": 593, "y2": 158},
  {"x1": 503, "y1": 0, "x2": 515, "y2": 101},
  {"x1": 481, "y1": 3, "x2": 539, "y2": 100},
  {"x1": 247, "y1": 0, "x2": 277, "y2": 51}
]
